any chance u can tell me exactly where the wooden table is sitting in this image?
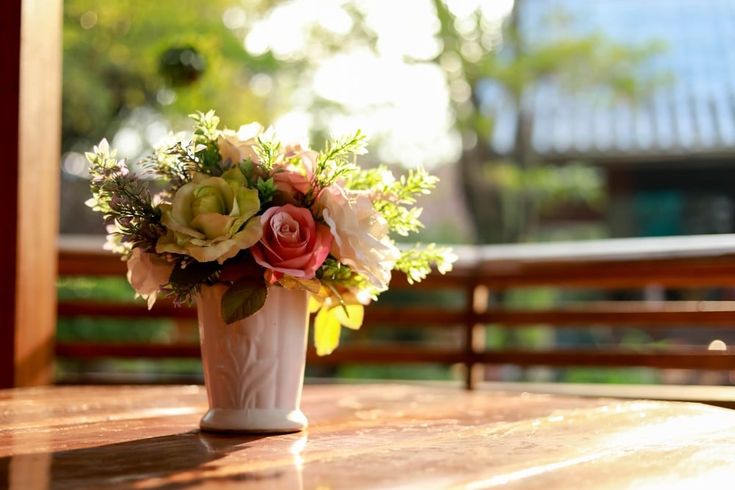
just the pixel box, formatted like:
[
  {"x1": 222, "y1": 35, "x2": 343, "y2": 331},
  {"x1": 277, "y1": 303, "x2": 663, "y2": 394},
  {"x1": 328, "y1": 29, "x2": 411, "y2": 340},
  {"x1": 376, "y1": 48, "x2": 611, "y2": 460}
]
[{"x1": 2, "y1": 384, "x2": 735, "y2": 489}]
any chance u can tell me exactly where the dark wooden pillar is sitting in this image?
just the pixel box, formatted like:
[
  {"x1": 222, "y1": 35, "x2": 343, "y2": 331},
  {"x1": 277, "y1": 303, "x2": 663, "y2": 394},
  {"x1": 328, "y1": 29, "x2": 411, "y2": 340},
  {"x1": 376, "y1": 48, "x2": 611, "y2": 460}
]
[{"x1": 0, "y1": 0, "x2": 62, "y2": 387}]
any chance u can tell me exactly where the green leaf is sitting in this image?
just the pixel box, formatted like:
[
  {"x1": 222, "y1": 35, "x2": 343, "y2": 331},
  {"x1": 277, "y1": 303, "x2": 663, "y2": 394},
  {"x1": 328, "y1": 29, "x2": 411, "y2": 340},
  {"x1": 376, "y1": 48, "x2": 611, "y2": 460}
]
[
  {"x1": 221, "y1": 281, "x2": 268, "y2": 324},
  {"x1": 255, "y1": 177, "x2": 276, "y2": 206}
]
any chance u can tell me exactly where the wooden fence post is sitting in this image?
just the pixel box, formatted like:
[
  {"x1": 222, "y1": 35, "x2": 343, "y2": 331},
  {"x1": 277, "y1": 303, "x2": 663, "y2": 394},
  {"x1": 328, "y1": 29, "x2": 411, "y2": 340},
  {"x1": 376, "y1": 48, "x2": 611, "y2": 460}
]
[
  {"x1": 464, "y1": 283, "x2": 489, "y2": 389},
  {"x1": 0, "y1": 0, "x2": 62, "y2": 387}
]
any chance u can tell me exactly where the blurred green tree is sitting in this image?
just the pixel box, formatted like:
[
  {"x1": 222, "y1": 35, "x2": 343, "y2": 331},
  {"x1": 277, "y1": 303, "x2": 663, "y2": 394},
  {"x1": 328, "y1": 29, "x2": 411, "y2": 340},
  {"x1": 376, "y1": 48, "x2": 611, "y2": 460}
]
[
  {"x1": 430, "y1": 0, "x2": 664, "y2": 242},
  {"x1": 63, "y1": 0, "x2": 286, "y2": 151}
]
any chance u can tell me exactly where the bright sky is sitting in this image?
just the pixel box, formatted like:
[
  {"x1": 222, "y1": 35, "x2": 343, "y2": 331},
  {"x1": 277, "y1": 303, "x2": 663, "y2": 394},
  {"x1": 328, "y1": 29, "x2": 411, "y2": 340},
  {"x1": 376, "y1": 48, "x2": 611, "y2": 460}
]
[
  {"x1": 63, "y1": 0, "x2": 516, "y2": 176},
  {"x1": 238, "y1": 0, "x2": 514, "y2": 168}
]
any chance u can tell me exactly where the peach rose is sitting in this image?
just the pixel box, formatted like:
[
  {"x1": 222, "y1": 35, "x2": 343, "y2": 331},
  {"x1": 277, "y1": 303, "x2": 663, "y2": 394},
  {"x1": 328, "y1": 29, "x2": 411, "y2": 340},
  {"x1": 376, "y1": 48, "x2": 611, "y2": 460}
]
[
  {"x1": 251, "y1": 204, "x2": 332, "y2": 282},
  {"x1": 217, "y1": 122, "x2": 263, "y2": 165},
  {"x1": 126, "y1": 248, "x2": 174, "y2": 309}
]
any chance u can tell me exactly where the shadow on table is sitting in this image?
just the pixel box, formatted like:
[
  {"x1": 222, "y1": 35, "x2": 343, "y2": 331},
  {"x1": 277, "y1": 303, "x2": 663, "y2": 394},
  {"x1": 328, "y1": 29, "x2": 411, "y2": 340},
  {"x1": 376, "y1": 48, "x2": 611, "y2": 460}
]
[{"x1": 1, "y1": 431, "x2": 305, "y2": 489}]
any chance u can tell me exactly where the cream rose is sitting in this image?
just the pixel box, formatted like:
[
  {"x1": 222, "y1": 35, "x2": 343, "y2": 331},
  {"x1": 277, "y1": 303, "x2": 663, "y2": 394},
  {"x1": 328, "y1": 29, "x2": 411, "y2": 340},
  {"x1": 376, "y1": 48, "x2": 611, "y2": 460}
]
[
  {"x1": 156, "y1": 168, "x2": 262, "y2": 263},
  {"x1": 126, "y1": 248, "x2": 174, "y2": 309},
  {"x1": 217, "y1": 122, "x2": 263, "y2": 165},
  {"x1": 318, "y1": 187, "x2": 400, "y2": 291}
]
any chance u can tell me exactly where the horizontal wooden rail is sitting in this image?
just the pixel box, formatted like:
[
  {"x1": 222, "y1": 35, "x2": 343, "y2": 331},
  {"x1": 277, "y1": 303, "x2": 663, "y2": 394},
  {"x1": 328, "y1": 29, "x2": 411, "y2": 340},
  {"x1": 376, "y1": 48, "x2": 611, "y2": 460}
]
[
  {"x1": 58, "y1": 300, "x2": 735, "y2": 327},
  {"x1": 57, "y1": 301, "x2": 471, "y2": 325},
  {"x1": 479, "y1": 304, "x2": 735, "y2": 326},
  {"x1": 54, "y1": 343, "x2": 463, "y2": 364},
  {"x1": 57, "y1": 342, "x2": 201, "y2": 359},
  {"x1": 475, "y1": 350, "x2": 735, "y2": 370},
  {"x1": 59, "y1": 301, "x2": 197, "y2": 320},
  {"x1": 317, "y1": 347, "x2": 735, "y2": 370},
  {"x1": 56, "y1": 234, "x2": 735, "y2": 387},
  {"x1": 55, "y1": 342, "x2": 735, "y2": 370},
  {"x1": 58, "y1": 234, "x2": 735, "y2": 289}
]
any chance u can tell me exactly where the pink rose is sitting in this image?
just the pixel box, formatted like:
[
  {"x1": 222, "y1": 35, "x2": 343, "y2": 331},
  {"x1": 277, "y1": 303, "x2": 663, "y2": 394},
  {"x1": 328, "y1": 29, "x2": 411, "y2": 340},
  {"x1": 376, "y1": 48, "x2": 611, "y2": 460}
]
[
  {"x1": 273, "y1": 169, "x2": 311, "y2": 195},
  {"x1": 283, "y1": 144, "x2": 316, "y2": 173},
  {"x1": 251, "y1": 204, "x2": 332, "y2": 282},
  {"x1": 272, "y1": 145, "x2": 317, "y2": 199}
]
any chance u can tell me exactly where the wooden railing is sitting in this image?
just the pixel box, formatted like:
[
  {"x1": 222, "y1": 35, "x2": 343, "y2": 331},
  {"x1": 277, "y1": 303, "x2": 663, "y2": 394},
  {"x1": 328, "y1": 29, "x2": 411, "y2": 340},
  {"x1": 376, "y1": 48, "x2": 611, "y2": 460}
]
[{"x1": 57, "y1": 234, "x2": 735, "y2": 388}]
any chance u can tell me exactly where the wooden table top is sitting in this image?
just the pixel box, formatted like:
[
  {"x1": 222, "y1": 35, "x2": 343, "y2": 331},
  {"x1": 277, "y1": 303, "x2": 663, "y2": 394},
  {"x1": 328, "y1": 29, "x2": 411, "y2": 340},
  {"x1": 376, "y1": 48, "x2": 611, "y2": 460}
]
[{"x1": 2, "y1": 384, "x2": 735, "y2": 489}]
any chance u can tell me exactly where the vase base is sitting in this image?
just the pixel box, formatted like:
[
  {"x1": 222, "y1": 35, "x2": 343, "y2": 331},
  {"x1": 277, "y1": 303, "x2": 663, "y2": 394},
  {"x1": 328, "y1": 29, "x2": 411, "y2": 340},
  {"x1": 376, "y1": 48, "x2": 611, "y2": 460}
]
[{"x1": 199, "y1": 408, "x2": 308, "y2": 433}]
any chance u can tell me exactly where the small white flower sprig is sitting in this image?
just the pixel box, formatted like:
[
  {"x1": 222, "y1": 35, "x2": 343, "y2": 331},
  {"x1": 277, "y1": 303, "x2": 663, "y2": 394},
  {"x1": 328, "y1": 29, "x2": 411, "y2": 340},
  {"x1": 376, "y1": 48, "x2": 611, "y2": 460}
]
[{"x1": 86, "y1": 111, "x2": 456, "y2": 355}]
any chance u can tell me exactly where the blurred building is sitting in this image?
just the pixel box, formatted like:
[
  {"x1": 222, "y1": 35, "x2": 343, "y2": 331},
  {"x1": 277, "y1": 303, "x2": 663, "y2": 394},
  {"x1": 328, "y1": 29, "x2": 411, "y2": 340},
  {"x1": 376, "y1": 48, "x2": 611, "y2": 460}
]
[{"x1": 486, "y1": 0, "x2": 735, "y2": 237}]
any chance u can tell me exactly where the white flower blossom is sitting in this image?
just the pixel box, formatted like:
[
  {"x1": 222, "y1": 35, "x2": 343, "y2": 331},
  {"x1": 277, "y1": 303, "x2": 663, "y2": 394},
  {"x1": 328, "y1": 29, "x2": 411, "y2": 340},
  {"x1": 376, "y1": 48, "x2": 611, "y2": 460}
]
[{"x1": 319, "y1": 186, "x2": 400, "y2": 291}]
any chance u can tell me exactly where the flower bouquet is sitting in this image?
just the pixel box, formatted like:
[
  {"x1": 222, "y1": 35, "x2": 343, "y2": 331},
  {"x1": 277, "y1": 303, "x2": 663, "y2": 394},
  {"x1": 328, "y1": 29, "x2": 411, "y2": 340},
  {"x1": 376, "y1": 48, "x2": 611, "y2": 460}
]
[{"x1": 86, "y1": 111, "x2": 455, "y2": 432}]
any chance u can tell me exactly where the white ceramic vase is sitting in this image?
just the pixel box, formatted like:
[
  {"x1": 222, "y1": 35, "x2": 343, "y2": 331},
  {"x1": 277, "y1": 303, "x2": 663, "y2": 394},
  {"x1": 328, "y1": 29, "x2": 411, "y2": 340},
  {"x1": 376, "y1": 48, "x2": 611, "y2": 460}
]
[{"x1": 196, "y1": 284, "x2": 309, "y2": 433}]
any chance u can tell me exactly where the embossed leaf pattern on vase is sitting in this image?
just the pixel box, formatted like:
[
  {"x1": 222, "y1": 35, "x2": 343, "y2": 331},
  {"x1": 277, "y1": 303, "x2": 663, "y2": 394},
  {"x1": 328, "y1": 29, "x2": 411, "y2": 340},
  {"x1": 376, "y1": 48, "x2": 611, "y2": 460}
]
[
  {"x1": 197, "y1": 285, "x2": 309, "y2": 414},
  {"x1": 214, "y1": 319, "x2": 276, "y2": 409}
]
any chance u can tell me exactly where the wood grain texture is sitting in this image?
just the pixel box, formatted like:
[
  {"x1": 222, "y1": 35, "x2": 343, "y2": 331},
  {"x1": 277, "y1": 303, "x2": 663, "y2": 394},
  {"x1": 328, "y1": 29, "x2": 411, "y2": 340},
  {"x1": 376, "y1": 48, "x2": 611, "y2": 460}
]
[
  {"x1": 1, "y1": 384, "x2": 735, "y2": 489},
  {"x1": 14, "y1": 0, "x2": 62, "y2": 387},
  {"x1": 2, "y1": 0, "x2": 62, "y2": 388}
]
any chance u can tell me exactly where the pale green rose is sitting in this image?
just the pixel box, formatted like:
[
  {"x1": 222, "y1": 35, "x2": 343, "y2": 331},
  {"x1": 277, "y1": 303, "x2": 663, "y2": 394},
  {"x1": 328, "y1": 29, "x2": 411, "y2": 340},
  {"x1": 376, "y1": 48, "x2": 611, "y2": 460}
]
[{"x1": 156, "y1": 169, "x2": 262, "y2": 263}]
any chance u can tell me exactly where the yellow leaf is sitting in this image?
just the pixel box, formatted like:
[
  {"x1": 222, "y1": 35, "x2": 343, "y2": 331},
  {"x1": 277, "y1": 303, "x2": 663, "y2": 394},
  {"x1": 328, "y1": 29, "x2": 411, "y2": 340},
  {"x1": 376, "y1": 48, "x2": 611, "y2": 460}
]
[
  {"x1": 296, "y1": 278, "x2": 322, "y2": 293},
  {"x1": 279, "y1": 276, "x2": 322, "y2": 294},
  {"x1": 314, "y1": 306, "x2": 341, "y2": 356},
  {"x1": 278, "y1": 276, "x2": 301, "y2": 290},
  {"x1": 308, "y1": 295, "x2": 323, "y2": 314},
  {"x1": 333, "y1": 304, "x2": 364, "y2": 330}
]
